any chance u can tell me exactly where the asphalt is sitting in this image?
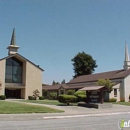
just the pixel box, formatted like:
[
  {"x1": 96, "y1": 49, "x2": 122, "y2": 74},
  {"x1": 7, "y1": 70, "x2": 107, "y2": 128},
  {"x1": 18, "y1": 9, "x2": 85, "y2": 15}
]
[{"x1": 1, "y1": 100, "x2": 130, "y2": 121}]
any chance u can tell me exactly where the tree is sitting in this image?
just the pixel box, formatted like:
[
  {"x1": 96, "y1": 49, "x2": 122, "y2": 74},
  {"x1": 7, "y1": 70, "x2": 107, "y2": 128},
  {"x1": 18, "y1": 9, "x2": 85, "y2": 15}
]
[
  {"x1": 52, "y1": 80, "x2": 60, "y2": 85},
  {"x1": 33, "y1": 89, "x2": 40, "y2": 100},
  {"x1": 52, "y1": 80, "x2": 56, "y2": 85},
  {"x1": 61, "y1": 79, "x2": 66, "y2": 84},
  {"x1": 71, "y1": 51, "x2": 97, "y2": 78},
  {"x1": 96, "y1": 79, "x2": 115, "y2": 91}
]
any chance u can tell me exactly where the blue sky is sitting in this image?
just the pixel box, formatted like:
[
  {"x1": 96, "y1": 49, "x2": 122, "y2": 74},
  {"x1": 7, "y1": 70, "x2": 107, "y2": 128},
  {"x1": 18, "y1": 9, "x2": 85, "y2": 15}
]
[{"x1": 0, "y1": 0, "x2": 130, "y2": 84}]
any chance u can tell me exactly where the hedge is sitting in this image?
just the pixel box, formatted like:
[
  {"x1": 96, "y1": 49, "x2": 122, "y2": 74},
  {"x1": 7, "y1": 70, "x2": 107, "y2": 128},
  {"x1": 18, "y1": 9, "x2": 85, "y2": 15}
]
[
  {"x1": 58, "y1": 94, "x2": 77, "y2": 105},
  {"x1": 39, "y1": 96, "x2": 44, "y2": 100},
  {"x1": 0, "y1": 95, "x2": 6, "y2": 100},
  {"x1": 74, "y1": 91, "x2": 86, "y2": 96},
  {"x1": 77, "y1": 94, "x2": 86, "y2": 102},
  {"x1": 109, "y1": 98, "x2": 117, "y2": 102},
  {"x1": 28, "y1": 96, "x2": 35, "y2": 100}
]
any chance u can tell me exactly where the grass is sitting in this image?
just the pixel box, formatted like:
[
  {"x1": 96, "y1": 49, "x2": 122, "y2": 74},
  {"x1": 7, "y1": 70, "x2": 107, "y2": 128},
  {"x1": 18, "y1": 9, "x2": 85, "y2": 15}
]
[
  {"x1": 0, "y1": 101, "x2": 64, "y2": 114},
  {"x1": 18, "y1": 99, "x2": 78, "y2": 106},
  {"x1": 113, "y1": 102, "x2": 130, "y2": 106}
]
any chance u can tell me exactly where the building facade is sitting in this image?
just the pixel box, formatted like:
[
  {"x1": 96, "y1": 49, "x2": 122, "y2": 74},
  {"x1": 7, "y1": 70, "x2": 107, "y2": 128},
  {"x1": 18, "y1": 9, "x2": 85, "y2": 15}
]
[
  {"x1": 43, "y1": 43, "x2": 130, "y2": 102},
  {"x1": 0, "y1": 29, "x2": 44, "y2": 99}
]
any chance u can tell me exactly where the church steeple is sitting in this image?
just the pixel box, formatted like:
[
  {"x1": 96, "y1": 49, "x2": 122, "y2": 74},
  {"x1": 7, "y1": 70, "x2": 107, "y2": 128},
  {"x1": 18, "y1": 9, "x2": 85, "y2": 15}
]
[
  {"x1": 124, "y1": 41, "x2": 130, "y2": 70},
  {"x1": 7, "y1": 28, "x2": 20, "y2": 55}
]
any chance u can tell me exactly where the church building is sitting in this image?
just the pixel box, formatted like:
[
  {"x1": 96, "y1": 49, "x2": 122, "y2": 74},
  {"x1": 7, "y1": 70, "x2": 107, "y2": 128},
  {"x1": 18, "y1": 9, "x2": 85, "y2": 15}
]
[
  {"x1": 43, "y1": 43, "x2": 130, "y2": 102},
  {"x1": 0, "y1": 29, "x2": 44, "y2": 99}
]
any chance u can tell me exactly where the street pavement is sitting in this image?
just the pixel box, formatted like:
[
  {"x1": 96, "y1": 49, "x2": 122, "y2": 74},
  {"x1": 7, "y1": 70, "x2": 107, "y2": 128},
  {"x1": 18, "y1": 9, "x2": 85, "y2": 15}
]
[
  {"x1": 0, "y1": 101, "x2": 130, "y2": 129},
  {"x1": 2, "y1": 100, "x2": 130, "y2": 121},
  {"x1": 0, "y1": 113, "x2": 130, "y2": 130}
]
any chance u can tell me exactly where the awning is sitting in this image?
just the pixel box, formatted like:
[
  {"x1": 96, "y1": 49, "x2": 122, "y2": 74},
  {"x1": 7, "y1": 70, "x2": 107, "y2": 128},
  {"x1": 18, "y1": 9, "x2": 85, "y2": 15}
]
[{"x1": 79, "y1": 86, "x2": 104, "y2": 91}]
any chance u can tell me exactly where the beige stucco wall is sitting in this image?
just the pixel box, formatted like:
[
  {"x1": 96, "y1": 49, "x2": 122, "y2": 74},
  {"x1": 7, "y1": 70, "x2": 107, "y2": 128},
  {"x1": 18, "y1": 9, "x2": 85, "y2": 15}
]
[
  {"x1": 25, "y1": 61, "x2": 43, "y2": 99},
  {"x1": 124, "y1": 75, "x2": 130, "y2": 102},
  {"x1": 0, "y1": 60, "x2": 5, "y2": 95}
]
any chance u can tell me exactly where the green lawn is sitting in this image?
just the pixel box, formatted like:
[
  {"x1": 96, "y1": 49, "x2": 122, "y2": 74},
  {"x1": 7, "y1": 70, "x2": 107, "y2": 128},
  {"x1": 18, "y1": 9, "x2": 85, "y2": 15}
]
[
  {"x1": 113, "y1": 102, "x2": 130, "y2": 106},
  {"x1": 18, "y1": 99, "x2": 78, "y2": 106},
  {"x1": 0, "y1": 101, "x2": 64, "y2": 114}
]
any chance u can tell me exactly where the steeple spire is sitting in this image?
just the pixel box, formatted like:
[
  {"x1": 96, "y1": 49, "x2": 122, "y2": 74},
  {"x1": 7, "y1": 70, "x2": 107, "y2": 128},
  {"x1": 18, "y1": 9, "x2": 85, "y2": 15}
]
[
  {"x1": 10, "y1": 28, "x2": 16, "y2": 45},
  {"x1": 124, "y1": 41, "x2": 130, "y2": 70},
  {"x1": 7, "y1": 28, "x2": 20, "y2": 55}
]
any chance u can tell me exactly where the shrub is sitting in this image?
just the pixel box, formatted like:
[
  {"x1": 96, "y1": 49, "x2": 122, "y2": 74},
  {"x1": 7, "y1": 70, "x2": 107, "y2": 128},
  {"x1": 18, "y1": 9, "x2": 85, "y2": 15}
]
[
  {"x1": 120, "y1": 98, "x2": 125, "y2": 102},
  {"x1": 42, "y1": 90, "x2": 48, "y2": 99},
  {"x1": 77, "y1": 94, "x2": 86, "y2": 102},
  {"x1": 67, "y1": 90, "x2": 75, "y2": 95},
  {"x1": 58, "y1": 94, "x2": 77, "y2": 105},
  {"x1": 74, "y1": 91, "x2": 86, "y2": 96},
  {"x1": 109, "y1": 98, "x2": 117, "y2": 102},
  {"x1": 0, "y1": 95, "x2": 6, "y2": 100},
  {"x1": 28, "y1": 96, "x2": 35, "y2": 100},
  {"x1": 39, "y1": 96, "x2": 44, "y2": 100},
  {"x1": 33, "y1": 89, "x2": 40, "y2": 100},
  {"x1": 50, "y1": 92, "x2": 57, "y2": 100}
]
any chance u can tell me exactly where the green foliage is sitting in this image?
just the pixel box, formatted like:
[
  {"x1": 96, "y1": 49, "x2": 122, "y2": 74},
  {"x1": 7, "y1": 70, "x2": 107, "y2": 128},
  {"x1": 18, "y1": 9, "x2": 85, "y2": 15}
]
[
  {"x1": 33, "y1": 89, "x2": 40, "y2": 99},
  {"x1": 120, "y1": 98, "x2": 125, "y2": 102},
  {"x1": 39, "y1": 96, "x2": 45, "y2": 100},
  {"x1": 52, "y1": 80, "x2": 60, "y2": 85},
  {"x1": 67, "y1": 90, "x2": 75, "y2": 95},
  {"x1": 28, "y1": 96, "x2": 35, "y2": 100},
  {"x1": 77, "y1": 95, "x2": 86, "y2": 102},
  {"x1": 52, "y1": 80, "x2": 56, "y2": 85},
  {"x1": 58, "y1": 94, "x2": 77, "y2": 105},
  {"x1": 109, "y1": 98, "x2": 117, "y2": 102},
  {"x1": 74, "y1": 91, "x2": 86, "y2": 96},
  {"x1": 0, "y1": 95, "x2": 6, "y2": 100},
  {"x1": 96, "y1": 79, "x2": 115, "y2": 91},
  {"x1": 50, "y1": 92, "x2": 57, "y2": 100},
  {"x1": 42, "y1": 90, "x2": 48, "y2": 98},
  {"x1": 61, "y1": 79, "x2": 66, "y2": 84},
  {"x1": 71, "y1": 51, "x2": 97, "y2": 78}
]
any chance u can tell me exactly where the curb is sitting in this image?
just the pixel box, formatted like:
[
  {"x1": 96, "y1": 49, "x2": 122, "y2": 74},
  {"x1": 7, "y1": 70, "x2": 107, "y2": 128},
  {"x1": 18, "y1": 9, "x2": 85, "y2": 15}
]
[{"x1": 43, "y1": 111, "x2": 130, "y2": 119}]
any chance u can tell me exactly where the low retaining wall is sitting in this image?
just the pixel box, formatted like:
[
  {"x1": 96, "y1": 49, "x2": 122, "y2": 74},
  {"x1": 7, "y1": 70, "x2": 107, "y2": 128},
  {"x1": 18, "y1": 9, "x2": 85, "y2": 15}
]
[{"x1": 78, "y1": 102, "x2": 113, "y2": 109}]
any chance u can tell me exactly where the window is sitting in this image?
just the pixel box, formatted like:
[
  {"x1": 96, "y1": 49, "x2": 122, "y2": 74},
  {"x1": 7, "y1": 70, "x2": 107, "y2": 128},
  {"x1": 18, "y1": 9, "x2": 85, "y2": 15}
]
[
  {"x1": 5, "y1": 57, "x2": 23, "y2": 83},
  {"x1": 114, "y1": 89, "x2": 117, "y2": 97}
]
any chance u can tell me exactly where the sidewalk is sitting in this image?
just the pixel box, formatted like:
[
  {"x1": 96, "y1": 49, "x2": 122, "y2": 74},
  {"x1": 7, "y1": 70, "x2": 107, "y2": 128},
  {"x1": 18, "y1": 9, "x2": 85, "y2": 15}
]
[{"x1": 1, "y1": 100, "x2": 130, "y2": 121}]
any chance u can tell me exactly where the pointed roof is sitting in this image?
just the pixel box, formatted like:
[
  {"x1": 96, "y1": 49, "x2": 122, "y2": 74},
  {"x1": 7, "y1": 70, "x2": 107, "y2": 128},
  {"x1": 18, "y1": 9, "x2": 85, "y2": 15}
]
[
  {"x1": 10, "y1": 28, "x2": 16, "y2": 46},
  {"x1": 0, "y1": 53, "x2": 44, "y2": 71},
  {"x1": 125, "y1": 41, "x2": 130, "y2": 61}
]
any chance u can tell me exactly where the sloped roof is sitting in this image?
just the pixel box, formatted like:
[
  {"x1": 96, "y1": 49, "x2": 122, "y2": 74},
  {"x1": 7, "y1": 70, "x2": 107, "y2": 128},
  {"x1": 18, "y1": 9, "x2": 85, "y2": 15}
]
[
  {"x1": 42, "y1": 84, "x2": 69, "y2": 90},
  {"x1": 68, "y1": 69, "x2": 130, "y2": 84},
  {"x1": 0, "y1": 53, "x2": 44, "y2": 71},
  {"x1": 79, "y1": 86, "x2": 104, "y2": 91}
]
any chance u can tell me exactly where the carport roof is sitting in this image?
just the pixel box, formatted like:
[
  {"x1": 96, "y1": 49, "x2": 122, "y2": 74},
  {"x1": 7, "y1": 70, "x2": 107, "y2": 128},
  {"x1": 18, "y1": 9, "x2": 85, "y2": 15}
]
[{"x1": 79, "y1": 86, "x2": 104, "y2": 91}]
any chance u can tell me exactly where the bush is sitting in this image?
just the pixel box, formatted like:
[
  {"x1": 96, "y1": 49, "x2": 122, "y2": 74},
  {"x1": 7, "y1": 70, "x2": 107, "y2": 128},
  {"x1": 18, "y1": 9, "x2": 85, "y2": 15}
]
[
  {"x1": 0, "y1": 95, "x2": 6, "y2": 100},
  {"x1": 39, "y1": 96, "x2": 44, "y2": 100},
  {"x1": 28, "y1": 96, "x2": 35, "y2": 100},
  {"x1": 58, "y1": 94, "x2": 77, "y2": 105},
  {"x1": 50, "y1": 92, "x2": 57, "y2": 100},
  {"x1": 109, "y1": 98, "x2": 117, "y2": 102},
  {"x1": 42, "y1": 90, "x2": 48, "y2": 99},
  {"x1": 77, "y1": 94, "x2": 86, "y2": 102},
  {"x1": 74, "y1": 91, "x2": 86, "y2": 96},
  {"x1": 120, "y1": 98, "x2": 125, "y2": 102},
  {"x1": 67, "y1": 90, "x2": 75, "y2": 95}
]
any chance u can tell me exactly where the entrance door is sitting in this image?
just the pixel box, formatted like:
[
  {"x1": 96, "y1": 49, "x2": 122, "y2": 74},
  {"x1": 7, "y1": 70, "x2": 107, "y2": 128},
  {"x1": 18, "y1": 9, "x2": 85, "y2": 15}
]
[{"x1": 5, "y1": 89, "x2": 21, "y2": 99}]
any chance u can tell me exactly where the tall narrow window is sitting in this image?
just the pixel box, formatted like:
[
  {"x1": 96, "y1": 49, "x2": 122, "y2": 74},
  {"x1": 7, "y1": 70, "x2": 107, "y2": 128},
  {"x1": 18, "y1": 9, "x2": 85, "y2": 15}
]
[
  {"x1": 5, "y1": 57, "x2": 23, "y2": 83},
  {"x1": 114, "y1": 89, "x2": 117, "y2": 97}
]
